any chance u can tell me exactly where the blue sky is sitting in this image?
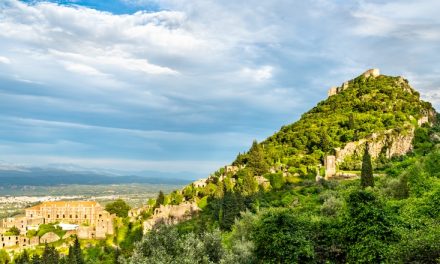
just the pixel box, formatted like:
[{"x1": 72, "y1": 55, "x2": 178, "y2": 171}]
[{"x1": 0, "y1": 0, "x2": 439, "y2": 179}]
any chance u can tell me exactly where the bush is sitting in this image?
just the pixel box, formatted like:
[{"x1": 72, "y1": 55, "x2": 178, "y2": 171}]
[
  {"x1": 251, "y1": 208, "x2": 315, "y2": 263},
  {"x1": 320, "y1": 195, "x2": 343, "y2": 216}
]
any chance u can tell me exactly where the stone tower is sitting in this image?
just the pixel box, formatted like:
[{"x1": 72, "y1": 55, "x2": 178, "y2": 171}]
[
  {"x1": 362, "y1": 68, "x2": 380, "y2": 78},
  {"x1": 324, "y1": 155, "x2": 336, "y2": 179}
]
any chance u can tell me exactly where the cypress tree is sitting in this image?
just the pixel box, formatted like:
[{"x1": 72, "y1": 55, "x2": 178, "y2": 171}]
[
  {"x1": 31, "y1": 255, "x2": 42, "y2": 264},
  {"x1": 41, "y1": 243, "x2": 59, "y2": 264},
  {"x1": 73, "y1": 237, "x2": 84, "y2": 264},
  {"x1": 360, "y1": 143, "x2": 374, "y2": 188},
  {"x1": 15, "y1": 250, "x2": 30, "y2": 264},
  {"x1": 67, "y1": 237, "x2": 84, "y2": 264},
  {"x1": 155, "y1": 190, "x2": 165, "y2": 208}
]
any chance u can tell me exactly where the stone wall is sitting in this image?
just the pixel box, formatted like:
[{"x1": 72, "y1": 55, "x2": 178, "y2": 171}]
[
  {"x1": 362, "y1": 68, "x2": 380, "y2": 78},
  {"x1": 77, "y1": 226, "x2": 95, "y2": 239}
]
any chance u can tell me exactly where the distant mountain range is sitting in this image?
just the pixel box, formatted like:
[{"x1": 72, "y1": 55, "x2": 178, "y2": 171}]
[{"x1": 0, "y1": 165, "x2": 195, "y2": 186}]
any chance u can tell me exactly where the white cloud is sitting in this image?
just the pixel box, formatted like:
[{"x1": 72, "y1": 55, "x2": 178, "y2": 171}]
[
  {"x1": 240, "y1": 65, "x2": 274, "y2": 83},
  {"x1": 63, "y1": 62, "x2": 106, "y2": 76},
  {"x1": 351, "y1": 0, "x2": 440, "y2": 40},
  {"x1": 0, "y1": 56, "x2": 11, "y2": 64}
]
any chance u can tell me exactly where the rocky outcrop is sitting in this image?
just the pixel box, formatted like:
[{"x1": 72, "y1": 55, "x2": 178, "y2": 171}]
[{"x1": 335, "y1": 126, "x2": 415, "y2": 163}]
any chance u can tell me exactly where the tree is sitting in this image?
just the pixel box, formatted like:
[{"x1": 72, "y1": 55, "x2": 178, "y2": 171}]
[
  {"x1": 0, "y1": 249, "x2": 10, "y2": 264},
  {"x1": 66, "y1": 237, "x2": 84, "y2": 264},
  {"x1": 251, "y1": 208, "x2": 315, "y2": 263},
  {"x1": 219, "y1": 189, "x2": 244, "y2": 231},
  {"x1": 7, "y1": 226, "x2": 20, "y2": 236},
  {"x1": 14, "y1": 250, "x2": 30, "y2": 264},
  {"x1": 348, "y1": 112, "x2": 355, "y2": 129},
  {"x1": 247, "y1": 140, "x2": 269, "y2": 176},
  {"x1": 126, "y1": 226, "x2": 226, "y2": 264},
  {"x1": 31, "y1": 255, "x2": 41, "y2": 264},
  {"x1": 342, "y1": 190, "x2": 397, "y2": 263},
  {"x1": 361, "y1": 143, "x2": 374, "y2": 188},
  {"x1": 41, "y1": 243, "x2": 60, "y2": 264},
  {"x1": 155, "y1": 190, "x2": 165, "y2": 208},
  {"x1": 236, "y1": 169, "x2": 258, "y2": 196},
  {"x1": 105, "y1": 199, "x2": 131, "y2": 218}
]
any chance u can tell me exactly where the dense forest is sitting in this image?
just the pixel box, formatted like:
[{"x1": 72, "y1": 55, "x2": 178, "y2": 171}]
[{"x1": 4, "y1": 73, "x2": 440, "y2": 263}]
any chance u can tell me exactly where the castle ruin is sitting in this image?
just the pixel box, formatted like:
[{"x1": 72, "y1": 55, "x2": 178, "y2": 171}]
[{"x1": 327, "y1": 68, "x2": 381, "y2": 97}]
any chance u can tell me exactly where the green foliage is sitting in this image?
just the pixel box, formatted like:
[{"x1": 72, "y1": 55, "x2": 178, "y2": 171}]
[
  {"x1": 320, "y1": 194, "x2": 343, "y2": 217},
  {"x1": 105, "y1": 199, "x2": 131, "y2": 218},
  {"x1": 154, "y1": 190, "x2": 165, "y2": 208},
  {"x1": 0, "y1": 249, "x2": 10, "y2": 264},
  {"x1": 413, "y1": 126, "x2": 435, "y2": 155},
  {"x1": 182, "y1": 185, "x2": 196, "y2": 201},
  {"x1": 235, "y1": 169, "x2": 258, "y2": 196},
  {"x1": 388, "y1": 222, "x2": 440, "y2": 263},
  {"x1": 119, "y1": 222, "x2": 143, "y2": 254},
  {"x1": 15, "y1": 250, "x2": 30, "y2": 264},
  {"x1": 246, "y1": 140, "x2": 269, "y2": 176},
  {"x1": 360, "y1": 143, "x2": 374, "y2": 188},
  {"x1": 42, "y1": 243, "x2": 60, "y2": 264},
  {"x1": 217, "y1": 190, "x2": 244, "y2": 231},
  {"x1": 126, "y1": 226, "x2": 226, "y2": 264},
  {"x1": 264, "y1": 173, "x2": 284, "y2": 190},
  {"x1": 66, "y1": 237, "x2": 84, "y2": 264},
  {"x1": 342, "y1": 190, "x2": 397, "y2": 263},
  {"x1": 6, "y1": 226, "x2": 20, "y2": 236},
  {"x1": 37, "y1": 224, "x2": 65, "y2": 238},
  {"x1": 251, "y1": 208, "x2": 315, "y2": 263},
  {"x1": 169, "y1": 190, "x2": 184, "y2": 205}
]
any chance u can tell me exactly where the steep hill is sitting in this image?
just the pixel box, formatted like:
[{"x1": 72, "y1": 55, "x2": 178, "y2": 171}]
[{"x1": 233, "y1": 69, "x2": 436, "y2": 176}]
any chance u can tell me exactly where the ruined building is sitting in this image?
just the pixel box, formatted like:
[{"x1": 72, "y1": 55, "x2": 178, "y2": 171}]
[{"x1": 0, "y1": 201, "x2": 115, "y2": 249}]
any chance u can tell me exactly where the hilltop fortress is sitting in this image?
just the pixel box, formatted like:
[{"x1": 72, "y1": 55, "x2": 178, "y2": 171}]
[
  {"x1": 328, "y1": 68, "x2": 381, "y2": 97},
  {"x1": 0, "y1": 201, "x2": 114, "y2": 250}
]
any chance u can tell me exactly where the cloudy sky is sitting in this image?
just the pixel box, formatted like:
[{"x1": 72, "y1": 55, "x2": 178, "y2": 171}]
[{"x1": 0, "y1": 0, "x2": 439, "y2": 178}]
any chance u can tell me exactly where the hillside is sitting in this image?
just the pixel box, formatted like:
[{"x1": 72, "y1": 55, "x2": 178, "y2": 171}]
[{"x1": 233, "y1": 69, "x2": 436, "y2": 175}]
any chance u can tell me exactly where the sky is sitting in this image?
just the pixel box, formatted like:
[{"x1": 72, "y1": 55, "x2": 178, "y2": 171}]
[{"x1": 0, "y1": 0, "x2": 439, "y2": 179}]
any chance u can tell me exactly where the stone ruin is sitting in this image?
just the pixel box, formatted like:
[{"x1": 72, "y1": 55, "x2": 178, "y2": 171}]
[
  {"x1": 324, "y1": 155, "x2": 336, "y2": 179},
  {"x1": 327, "y1": 68, "x2": 380, "y2": 97},
  {"x1": 143, "y1": 202, "x2": 200, "y2": 232}
]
